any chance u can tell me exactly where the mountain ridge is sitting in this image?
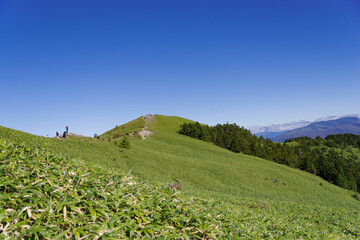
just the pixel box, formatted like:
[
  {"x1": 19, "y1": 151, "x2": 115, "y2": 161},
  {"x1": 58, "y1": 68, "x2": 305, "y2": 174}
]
[
  {"x1": 272, "y1": 116, "x2": 360, "y2": 142},
  {"x1": 249, "y1": 113, "x2": 360, "y2": 139}
]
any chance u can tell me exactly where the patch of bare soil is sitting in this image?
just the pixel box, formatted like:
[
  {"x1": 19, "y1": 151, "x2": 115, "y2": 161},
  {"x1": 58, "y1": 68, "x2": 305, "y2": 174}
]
[{"x1": 138, "y1": 114, "x2": 155, "y2": 139}]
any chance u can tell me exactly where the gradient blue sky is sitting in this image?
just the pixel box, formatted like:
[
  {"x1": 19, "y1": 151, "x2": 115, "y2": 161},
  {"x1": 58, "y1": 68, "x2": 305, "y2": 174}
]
[{"x1": 1, "y1": 0, "x2": 360, "y2": 137}]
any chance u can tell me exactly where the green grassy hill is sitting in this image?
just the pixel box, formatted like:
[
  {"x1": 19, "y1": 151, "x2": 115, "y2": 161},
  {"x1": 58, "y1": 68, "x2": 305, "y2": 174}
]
[
  {"x1": 1, "y1": 115, "x2": 360, "y2": 238},
  {"x1": 101, "y1": 116, "x2": 358, "y2": 205}
]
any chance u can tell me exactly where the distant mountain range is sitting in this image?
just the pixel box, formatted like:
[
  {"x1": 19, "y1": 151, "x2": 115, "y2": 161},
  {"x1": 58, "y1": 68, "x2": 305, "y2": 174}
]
[
  {"x1": 248, "y1": 120, "x2": 311, "y2": 138},
  {"x1": 248, "y1": 114, "x2": 360, "y2": 142}
]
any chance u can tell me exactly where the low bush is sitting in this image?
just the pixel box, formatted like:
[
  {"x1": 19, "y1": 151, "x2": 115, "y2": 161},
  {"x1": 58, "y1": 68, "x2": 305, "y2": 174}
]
[{"x1": 118, "y1": 136, "x2": 131, "y2": 149}]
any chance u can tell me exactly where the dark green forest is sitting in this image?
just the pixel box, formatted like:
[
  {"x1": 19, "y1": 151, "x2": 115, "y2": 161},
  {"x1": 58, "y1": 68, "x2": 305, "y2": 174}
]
[{"x1": 179, "y1": 122, "x2": 360, "y2": 193}]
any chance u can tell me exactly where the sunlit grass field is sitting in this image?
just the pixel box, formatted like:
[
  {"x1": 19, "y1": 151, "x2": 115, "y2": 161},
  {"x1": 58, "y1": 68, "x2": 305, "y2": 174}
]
[{"x1": 1, "y1": 115, "x2": 360, "y2": 238}]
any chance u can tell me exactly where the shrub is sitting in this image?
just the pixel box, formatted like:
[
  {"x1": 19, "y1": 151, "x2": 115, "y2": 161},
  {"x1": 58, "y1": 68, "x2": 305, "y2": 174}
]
[{"x1": 118, "y1": 136, "x2": 131, "y2": 149}]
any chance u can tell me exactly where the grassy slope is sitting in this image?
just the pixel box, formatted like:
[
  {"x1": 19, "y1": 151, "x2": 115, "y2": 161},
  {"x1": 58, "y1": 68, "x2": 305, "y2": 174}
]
[
  {"x1": 116, "y1": 116, "x2": 358, "y2": 206},
  {"x1": 1, "y1": 116, "x2": 360, "y2": 238},
  {"x1": 0, "y1": 140, "x2": 232, "y2": 239},
  {"x1": 1, "y1": 117, "x2": 359, "y2": 207},
  {"x1": 99, "y1": 116, "x2": 145, "y2": 142},
  {"x1": 0, "y1": 125, "x2": 128, "y2": 168}
]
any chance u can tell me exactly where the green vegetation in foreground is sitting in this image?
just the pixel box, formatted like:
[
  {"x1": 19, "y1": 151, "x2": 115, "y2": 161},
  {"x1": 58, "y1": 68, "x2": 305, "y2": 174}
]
[
  {"x1": 1, "y1": 135, "x2": 360, "y2": 239},
  {"x1": 0, "y1": 140, "x2": 229, "y2": 239},
  {"x1": 1, "y1": 116, "x2": 360, "y2": 238}
]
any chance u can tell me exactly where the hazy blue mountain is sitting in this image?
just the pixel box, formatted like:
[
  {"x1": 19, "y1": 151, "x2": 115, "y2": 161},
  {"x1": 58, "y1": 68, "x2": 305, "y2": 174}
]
[
  {"x1": 249, "y1": 114, "x2": 360, "y2": 140},
  {"x1": 271, "y1": 116, "x2": 360, "y2": 142},
  {"x1": 249, "y1": 120, "x2": 310, "y2": 138}
]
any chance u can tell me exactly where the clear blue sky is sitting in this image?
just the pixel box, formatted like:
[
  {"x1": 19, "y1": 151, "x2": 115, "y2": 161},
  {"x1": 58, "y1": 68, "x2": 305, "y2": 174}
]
[{"x1": 1, "y1": 0, "x2": 360, "y2": 136}]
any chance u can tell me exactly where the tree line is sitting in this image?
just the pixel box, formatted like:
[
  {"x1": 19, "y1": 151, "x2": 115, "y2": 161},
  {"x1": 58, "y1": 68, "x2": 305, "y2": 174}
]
[{"x1": 179, "y1": 122, "x2": 360, "y2": 193}]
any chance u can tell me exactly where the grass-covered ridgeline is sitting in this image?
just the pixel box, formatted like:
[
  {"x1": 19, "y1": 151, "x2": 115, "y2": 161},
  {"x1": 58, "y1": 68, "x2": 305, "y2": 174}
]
[
  {"x1": 109, "y1": 116, "x2": 359, "y2": 207},
  {"x1": 1, "y1": 116, "x2": 360, "y2": 238},
  {"x1": 0, "y1": 125, "x2": 127, "y2": 169},
  {"x1": 99, "y1": 117, "x2": 146, "y2": 142}
]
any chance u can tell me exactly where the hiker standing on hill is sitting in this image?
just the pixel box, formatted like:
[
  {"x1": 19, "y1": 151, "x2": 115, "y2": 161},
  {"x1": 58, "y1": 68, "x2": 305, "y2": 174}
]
[
  {"x1": 56, "y1": 132, "x2": 59, "y2": 137},
  {"x1": 63, "y1": 131, "x2": 66, "y2": 138},
  {"x1": 65, "y1": 126, "x2": 69, "y2": 133}
]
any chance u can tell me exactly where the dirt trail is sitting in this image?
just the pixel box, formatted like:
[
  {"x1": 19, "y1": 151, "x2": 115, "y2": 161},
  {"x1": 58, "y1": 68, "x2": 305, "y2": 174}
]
[{"x1": 138, "y1": 114, "x2": 155, "y2": 139}]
